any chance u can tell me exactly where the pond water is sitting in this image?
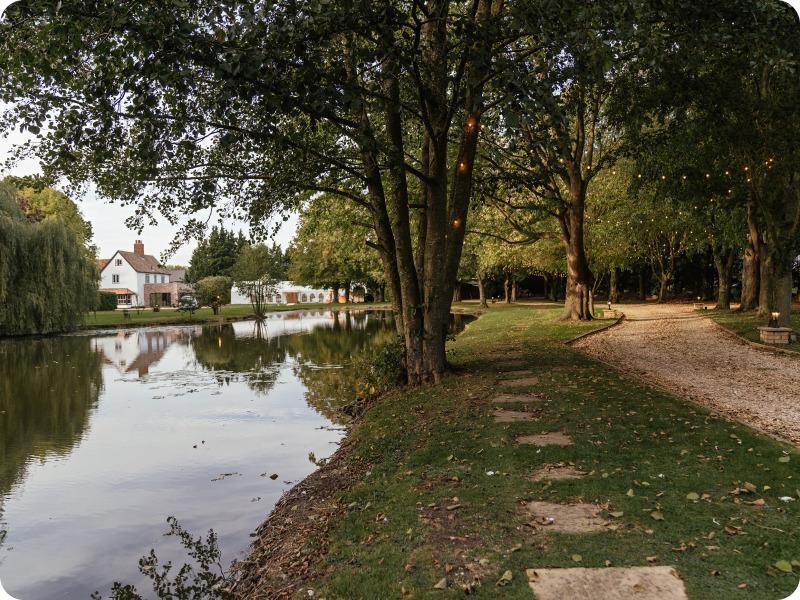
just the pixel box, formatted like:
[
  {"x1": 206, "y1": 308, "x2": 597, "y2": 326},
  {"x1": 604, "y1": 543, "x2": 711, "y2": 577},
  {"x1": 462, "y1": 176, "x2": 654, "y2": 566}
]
[{"x1": 0, "y1": 310, "x2": 472, "y2": 599}]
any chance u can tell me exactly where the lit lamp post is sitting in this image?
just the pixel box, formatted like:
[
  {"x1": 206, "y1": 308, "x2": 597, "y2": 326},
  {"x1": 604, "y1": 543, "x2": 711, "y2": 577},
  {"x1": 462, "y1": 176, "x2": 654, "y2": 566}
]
[{"x1": 769, "y1": 311, "x2": 780, "y2": 328}]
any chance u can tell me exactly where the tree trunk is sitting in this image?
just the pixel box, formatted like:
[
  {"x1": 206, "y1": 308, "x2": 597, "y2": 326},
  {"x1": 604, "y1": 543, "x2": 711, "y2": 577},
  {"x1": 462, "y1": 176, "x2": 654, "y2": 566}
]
[
  {"x1": 511, "y1": 279, "x2": 518, "y2": 303},
  {"x1": 713, "y1": 249, "x2": 734, "y2": 310},
  {"x1": 658, "y1": 276, "x2": 669, "y2": 303},
  {"x1": 758, "y1": 254, "x2": 793, "y2": 327},
  {"x1": 609, "y1": 268, "x2": 619, "y2": 303},
  {"x1": 504, "y1": 274, "x2": 511, "y2": 303},
  {"x1": 477, "y1": 274, "x2": 488, "y2": 308},
  {"x1": 452, "y1": 283, "x2": 462, "y2": 303},
  {"x1": 740, "y1": 200, "x2": 761, "y2": 311},
  {"x1": 561, "y1": 201, "x2": 594, "y2": 320}
]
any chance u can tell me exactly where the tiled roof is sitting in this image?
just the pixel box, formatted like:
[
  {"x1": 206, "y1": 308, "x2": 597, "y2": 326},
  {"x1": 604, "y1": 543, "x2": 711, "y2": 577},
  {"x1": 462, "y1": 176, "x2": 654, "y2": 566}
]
[
  {"x1": 100, "y1": 288, "x2": 136, "y2": 295},
  {"x1": 97, "y1": 258, "x2": 110, "y2": 270},
  {"x1": 117, "y1": 250, "x2": 171, "y2": 274}
]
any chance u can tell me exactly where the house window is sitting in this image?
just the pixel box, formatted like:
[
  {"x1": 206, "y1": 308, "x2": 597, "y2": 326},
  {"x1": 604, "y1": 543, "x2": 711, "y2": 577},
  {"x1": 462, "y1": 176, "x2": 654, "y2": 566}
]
[
  {"x1": 146, "y1": 274, "x2": 150, "y2": 283},
  {"x1": 117, "y1": 294, "x2": 130, "y2": 305},
  {"x1": 115, "y1": 258, "x2": 122, "y2": 266},
  {"x1": 112, "y1": 274, "x2": 120, "y2": 283},
  {"x1": 309, "y1": 293, "x2": 316, "y2": 302},
  {"x1": 300, "y1": 293, "x2": 308, "y2": 302}
]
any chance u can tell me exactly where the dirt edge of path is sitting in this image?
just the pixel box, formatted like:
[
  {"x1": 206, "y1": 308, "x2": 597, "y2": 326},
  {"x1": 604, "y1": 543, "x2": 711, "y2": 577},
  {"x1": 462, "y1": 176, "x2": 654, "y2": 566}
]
[{"x1": 230, "y1": 440, "x2": 364, "y2": 599}]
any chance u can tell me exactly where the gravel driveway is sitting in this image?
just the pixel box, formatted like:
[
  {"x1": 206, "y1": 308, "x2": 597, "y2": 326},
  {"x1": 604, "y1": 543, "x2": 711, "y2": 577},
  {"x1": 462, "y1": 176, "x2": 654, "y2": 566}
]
[{"x1": 574, "y1": 304, "x2": 800, "y2": 445}]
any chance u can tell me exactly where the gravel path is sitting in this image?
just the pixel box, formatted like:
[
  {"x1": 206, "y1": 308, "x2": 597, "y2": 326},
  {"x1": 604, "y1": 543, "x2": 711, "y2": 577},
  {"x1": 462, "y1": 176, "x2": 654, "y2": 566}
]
[{"x1": 574, "y1": 303, "x2": 800, "y2": 445}]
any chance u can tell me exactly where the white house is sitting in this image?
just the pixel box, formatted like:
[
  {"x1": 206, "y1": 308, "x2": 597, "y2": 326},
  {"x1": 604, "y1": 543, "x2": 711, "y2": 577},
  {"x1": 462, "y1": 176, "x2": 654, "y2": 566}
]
[
  {"x1": 98, "y1": 240, "x2": 173, "y2": 307},
  {"x1": 230, "y1": 281, "x2": 336, "y2": 305}
]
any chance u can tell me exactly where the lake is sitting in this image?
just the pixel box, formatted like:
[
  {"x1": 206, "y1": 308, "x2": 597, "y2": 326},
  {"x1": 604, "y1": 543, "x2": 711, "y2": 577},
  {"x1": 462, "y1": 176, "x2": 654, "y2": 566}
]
[{"x1": 0, "y1": 310, "x2": 471, "y2": 599}]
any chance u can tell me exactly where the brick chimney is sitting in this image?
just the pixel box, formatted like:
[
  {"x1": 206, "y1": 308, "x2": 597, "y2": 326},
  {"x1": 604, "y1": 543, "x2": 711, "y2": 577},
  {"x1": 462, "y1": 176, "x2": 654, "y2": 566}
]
[{"x1": 133, "y1": 240, "x2": 144, "y2": 256}]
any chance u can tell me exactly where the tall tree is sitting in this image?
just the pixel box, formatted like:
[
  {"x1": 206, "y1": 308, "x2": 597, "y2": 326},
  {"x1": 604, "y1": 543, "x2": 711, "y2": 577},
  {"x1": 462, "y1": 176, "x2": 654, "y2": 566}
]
[
  {"x1": 0, "y1": 182, "x2": 98, "y2": 335},
  {"x1": 186, "y1": 226, "x2": 247, "y2": 282}
]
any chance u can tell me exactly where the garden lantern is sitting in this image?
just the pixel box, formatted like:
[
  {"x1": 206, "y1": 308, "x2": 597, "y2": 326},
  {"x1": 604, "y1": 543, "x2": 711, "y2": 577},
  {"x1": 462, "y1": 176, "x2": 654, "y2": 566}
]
[{"x1": 769, "y1": 312, "x2": 780, "y2": 328}]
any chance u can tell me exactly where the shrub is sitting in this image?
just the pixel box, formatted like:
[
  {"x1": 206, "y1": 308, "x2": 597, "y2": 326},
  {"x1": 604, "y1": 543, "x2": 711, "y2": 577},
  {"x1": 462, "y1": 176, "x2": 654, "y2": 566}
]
[
  {"x1": 195, "y1": 276, "x2": 232, "y2": 315},
  {"x1": 97, "y1": 291, "x2": 118, "y2": 311},
  {"x1": 352, "y1": 335, "x2": 406, "y2": 401}
]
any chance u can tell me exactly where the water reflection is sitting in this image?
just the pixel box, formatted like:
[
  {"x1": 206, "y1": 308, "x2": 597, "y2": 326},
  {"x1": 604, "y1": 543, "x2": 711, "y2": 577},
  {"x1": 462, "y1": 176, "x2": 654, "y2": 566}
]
[
  {"x1": 0, "y1": 310, "x2": 472, "y2": 599},
  {"x1": 0, "y1": 336, "x2": 103, "y2": 530}
]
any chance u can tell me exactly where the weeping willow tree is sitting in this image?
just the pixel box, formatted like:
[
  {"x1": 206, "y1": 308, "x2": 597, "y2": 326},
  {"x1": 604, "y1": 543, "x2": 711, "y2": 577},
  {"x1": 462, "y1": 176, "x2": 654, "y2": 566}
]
[{"x1": 0, "y1": 182, "x2": 98, "y2": 335}]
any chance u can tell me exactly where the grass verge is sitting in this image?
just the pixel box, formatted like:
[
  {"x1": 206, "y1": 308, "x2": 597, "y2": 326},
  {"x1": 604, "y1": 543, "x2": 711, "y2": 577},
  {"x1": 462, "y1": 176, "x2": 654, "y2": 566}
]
[
  {"x1": 709, "y1": 309, "x2": 800, "y2": 353},
  {"x1": 239, "y1": 305, "x2": 799, "y2": 599}
]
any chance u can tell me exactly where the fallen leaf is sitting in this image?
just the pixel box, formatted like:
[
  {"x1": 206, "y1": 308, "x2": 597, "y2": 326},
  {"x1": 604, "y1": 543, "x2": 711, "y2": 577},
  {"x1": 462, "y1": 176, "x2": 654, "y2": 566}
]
[
  {"x1": 778, "y1": 456, "x2": 790, "y2": 463},
  {"x1": 496, "y1": 570, "x2": 513, "y2": 586},
  {"x1": 626, "y1": 489, "x2": 635, "y2": 497},
  {"x1": 686, "y1": 492, "x2": 700, "y2": 501},
  {"x1": 433, "y1": 577, "x2": 447, "y2": 589},
  {"x1": 650, "y1": 511, "x2": 665, "y2": 521},
  {"x1": 774, "y1": 560, "x2": 793, "y2": 573},
  {"x1": 609, "y1": 511, "x2": 624, "y2": 518},
  {"x1": 646, "y1": 556, "x2": 658, "y2": 562},
  {"x1": 572, "y1": 554, "x2": 582, "y2": 562}
]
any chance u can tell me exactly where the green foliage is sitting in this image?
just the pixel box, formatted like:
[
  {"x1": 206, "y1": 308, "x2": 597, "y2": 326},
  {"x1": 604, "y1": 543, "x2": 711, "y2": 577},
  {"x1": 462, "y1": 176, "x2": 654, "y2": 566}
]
[
  {"x1": 187, "y1": 227, "x2": 247, "y2": 283},
  {"x1": 7, "y1": 181, "x2": 93, "y2": 245},
  {"x1": 0, "y1": 182, "x2": 98, "y2": 335},
  {"x1": 289, "y1": 195, "x2": 383, "y2": 292},
  {"x1": 230, "y1": 244, "x2": 282, "y2": 317},
  {"x1": 351, "y1": 336, "x2": 407, "y2": 401},
  {"x1": 96, "y1": 291, "x2": 118, "y2": 311},
  {"x1": 90, "y1": 517, "x2": 233, "y2": 600},
  {"x1": 194, "y1": 276, "x2": 232, "y2": 314}
]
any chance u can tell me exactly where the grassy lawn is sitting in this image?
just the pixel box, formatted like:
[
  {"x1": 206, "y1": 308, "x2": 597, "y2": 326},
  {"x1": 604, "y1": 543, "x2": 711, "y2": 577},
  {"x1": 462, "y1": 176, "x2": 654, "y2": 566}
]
[
  {"x1": 303, "y1": 305, "x2": 799, "y2": 599},
  {"x1": 709, "y1": 309, "x2": 800, "y2": 352},
  {"x1": 81, "y1": 302, "x2": 377, "y2": 328}
]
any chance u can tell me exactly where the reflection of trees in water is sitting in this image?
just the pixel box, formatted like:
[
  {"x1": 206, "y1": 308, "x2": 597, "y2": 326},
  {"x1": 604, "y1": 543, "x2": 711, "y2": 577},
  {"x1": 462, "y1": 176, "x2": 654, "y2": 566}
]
[
  {"x1": 189, "y1": 312, "x2": 397, "y2": 420},
  {"x1": 189, "y1": 311, "x2": 472, "y2": 421},
  {"x1": 0, "y1": 336, "x2": 103, "y2": 544}
]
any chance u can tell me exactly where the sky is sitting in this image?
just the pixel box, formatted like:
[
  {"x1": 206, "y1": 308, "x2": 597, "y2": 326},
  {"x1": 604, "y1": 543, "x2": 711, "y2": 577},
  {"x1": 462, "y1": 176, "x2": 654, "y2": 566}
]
[{"x1": 0, "y1": 108, "x2": 299, "y2": 265}]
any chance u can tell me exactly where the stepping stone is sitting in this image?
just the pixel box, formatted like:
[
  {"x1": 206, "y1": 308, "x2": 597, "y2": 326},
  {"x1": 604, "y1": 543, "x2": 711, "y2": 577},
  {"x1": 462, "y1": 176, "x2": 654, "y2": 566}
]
[
  {"x1": 493, "y1": 408, "x2": 538, "y2": 423},
  {"x1": 528, "y1": 463, "x2": 586, "y2": 481},
  {"x1": 499, "y1": 376, "x2": 539, "y2": 387},
  {"x1": 500, "y1": 369, "x2": 534, "y2": 377},
  {"x1": 516, "y1": 432, "x2": 572, "y2": 446},
  {"x1": 526, "y1": 566, "x2": 688, "y2": 600},
  {"x1": 496, "y1": 359, "x2": 526, "y2": 369},
  {"x1": 522, "y1": 500, "x2": 608, "y2": 533},
  {"x1": 492, "y1": 393, "x2": 546, "y2": 404}
]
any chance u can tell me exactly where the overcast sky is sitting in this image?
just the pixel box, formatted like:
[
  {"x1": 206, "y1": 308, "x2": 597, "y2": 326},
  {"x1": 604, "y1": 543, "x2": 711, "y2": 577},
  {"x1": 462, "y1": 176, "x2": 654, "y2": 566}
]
[{"x1": 0, "y1": 108, "x2": 298, "y2": 265}]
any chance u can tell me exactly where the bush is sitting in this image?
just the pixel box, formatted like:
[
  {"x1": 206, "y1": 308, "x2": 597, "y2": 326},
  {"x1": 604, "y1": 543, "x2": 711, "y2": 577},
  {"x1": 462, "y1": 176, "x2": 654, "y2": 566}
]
[
  {"x1": 97, "y1": 291, "x2": 118, "y2": 311},
  {"x1": 195, "y1": 276, "x2": 232, "y2": 315},
  {"x1": 352, "y1": 336, "x2": 406, "y2": 401}
]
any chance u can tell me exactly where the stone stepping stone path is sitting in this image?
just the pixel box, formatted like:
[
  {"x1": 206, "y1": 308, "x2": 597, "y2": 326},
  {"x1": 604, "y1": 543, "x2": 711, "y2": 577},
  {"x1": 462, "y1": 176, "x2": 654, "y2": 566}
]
[
  {"x1": 499, "y1": 369, "x2": 534, "y2": 377},
  {"x1": 499, "y1": 376, "x2": 539, "y2": 387},
  {"x1": 491, "y1": 393, "x2": 546, "y2": 404},
  {"x1": 526, "y1": 566, "x2": 688, "y2": 600},
  {"x1": 496, "y1": 359, "x2": 527, "y2": 369},
  {"x1": 516, "y1": 432, "x2": 572, "y2": 446},
  {"x1": 522, "y1": 500, "x2": 608, "y2": 533},
  {"x1": 528, "y1": 463, "x2": 586, "y2": 481},
  {"x1": 492, "y1": 408, "x2": 538, "y2": 423}
]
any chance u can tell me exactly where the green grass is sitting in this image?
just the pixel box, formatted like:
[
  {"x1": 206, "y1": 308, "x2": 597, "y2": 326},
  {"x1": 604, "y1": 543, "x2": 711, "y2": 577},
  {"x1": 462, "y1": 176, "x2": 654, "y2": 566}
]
[
  {"x1": 709, "y1": 309, "x2": 800, "y2": 352},
  {"x1": 81, "y1": 302, "x2": 380, "y2": 328},
  {"x1": 304, "y1": 305, "x2": 799, "y2": 599}
]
